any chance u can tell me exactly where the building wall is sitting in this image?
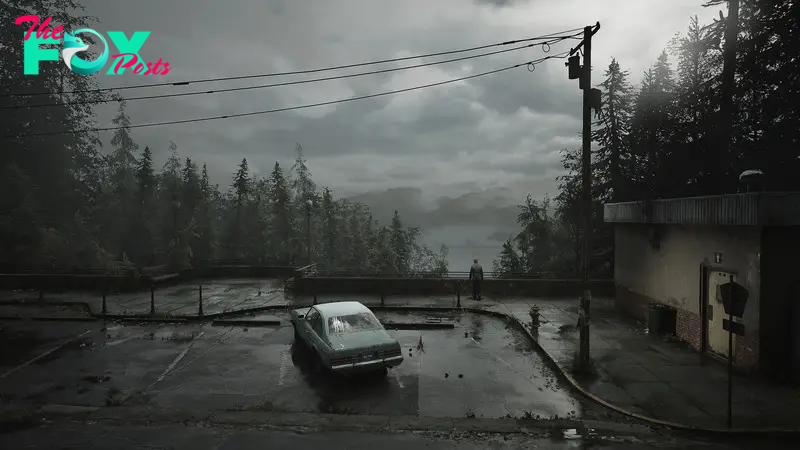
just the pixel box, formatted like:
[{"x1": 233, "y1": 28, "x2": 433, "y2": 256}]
[
  {"x1": 759, "y1": 226, "x2": 800, "y2": 380},
  {"x1": 614, "y1": 223, "x2": 761, "y2": 369}
]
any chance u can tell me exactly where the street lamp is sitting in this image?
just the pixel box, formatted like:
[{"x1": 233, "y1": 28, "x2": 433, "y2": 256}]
[{"x1": 305, "y1": 199, "x2": 314, "y2": 265}]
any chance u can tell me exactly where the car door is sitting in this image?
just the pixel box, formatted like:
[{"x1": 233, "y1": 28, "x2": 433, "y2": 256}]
[{"x1": 304, "y1": 308, "x2": 330, "y2": 360}]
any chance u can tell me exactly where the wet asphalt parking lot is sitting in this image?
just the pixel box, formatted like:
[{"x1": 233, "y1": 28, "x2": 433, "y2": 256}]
[{"x1": 0, "y1": 311, "x2": 590, "y2": 420}]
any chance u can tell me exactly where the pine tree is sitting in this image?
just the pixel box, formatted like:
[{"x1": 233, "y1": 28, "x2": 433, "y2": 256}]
[
  {"x1": 290, "y1": 144, "x2": 317, "y2": 264},
  {"x1": 390, "y1": 210, "x2": 409, "y2": 274},
  {"x1": 180, "y1": 157, "x2": 203, "y2": 262},
  {"x1": 158, "y1": 142, "x2": 183, "y2": 261},
  {"x1": 108, "y1": 100, "x2": 140, "y2": 259},
  {"x1": 346, "y1": 203, "x2": 370, "y2": 272},
  {"x1": 433, "y1": 244, "x2": 450, "y2": 276},
  {"x1": 227, "y1": 158, "x2": 251, "y2": 260},
  {"x1": 181, "y1": 158, "x2": 201, "y2": 226},
  {"x1": 668, "y1": 15, "x2": 722, "y2": 195},
  {"x1": 492, "y1": 239, "x2": 521, "y2": 277},
  {"x1": 1, "y1": 0, "x2": 112, "y2": 267},
  {"x1": 319, "y1": 188, "x2": 337, "y2": 271},
  {"x1": 133, "y1": 146, "x2": 156, "y2": 265},
  {"x1": 593, "y1": 58, "x2": 634, "y2": 202},
  {"x1": 268, "y1": 162, "x2": 292, "y2": 264},
  {"x1": 290, "y1": 144, "x2": 317, "y2": 203},
  {"x1": 554, "y1": 147, "x2": 583, "y2": 272},
  {"x1": 193, "y1": 163, "x2": 217, "y2": 264}
]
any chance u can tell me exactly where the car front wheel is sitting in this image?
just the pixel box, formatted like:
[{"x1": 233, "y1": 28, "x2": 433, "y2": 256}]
[
  {"x1": 312, "y1": 351, "x2": 327, "y2": 374},
  {"x1": 293, "y1": 324, "x2": 301, "y2": 342}
]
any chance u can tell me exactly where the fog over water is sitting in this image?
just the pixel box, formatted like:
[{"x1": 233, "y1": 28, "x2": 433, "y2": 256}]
[
  {"x1": 346, "y1": 187, "x2": 525, "y2": 272},
  {"x1": 419, "y1": 225, "x2": 514, "y2": 272}
]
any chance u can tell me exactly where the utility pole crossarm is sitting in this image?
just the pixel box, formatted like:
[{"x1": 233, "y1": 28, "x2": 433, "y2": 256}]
[{"x1": 568, "y1": 22, "x2": 601, "y2": 56}]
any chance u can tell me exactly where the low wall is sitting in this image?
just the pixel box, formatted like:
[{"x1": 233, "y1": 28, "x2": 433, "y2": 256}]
[
  {"x1": 293, "y1": 276, "x2": 615, "y2": 298},
  {"x1": 0, "y1": 265, "x2": 299, "y2": 293},
  {"x1": 180, "y1": 265, "x2": 297, "y2": 282},
  {"x1": 0, "y1": 274, "x2": 141, "y2": 292}
]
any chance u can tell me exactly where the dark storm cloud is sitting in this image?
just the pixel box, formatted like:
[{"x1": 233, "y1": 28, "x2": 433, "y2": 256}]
[
  {"x1": 72, "y1": 0, "x2": 719, "y2": 224},
  {"x1": 474, "y1": 0, "x2": 531, "y2": 8}
]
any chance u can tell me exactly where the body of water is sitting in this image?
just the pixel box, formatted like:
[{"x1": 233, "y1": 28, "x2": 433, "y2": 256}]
[{"x1": 419, "y1": 225, "x2": 515, "y2": 273}]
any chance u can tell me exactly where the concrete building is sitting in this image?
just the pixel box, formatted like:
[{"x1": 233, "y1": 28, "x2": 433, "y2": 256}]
[{"x1": 604, "y1": 193, "x2": 800, "y2": 381}]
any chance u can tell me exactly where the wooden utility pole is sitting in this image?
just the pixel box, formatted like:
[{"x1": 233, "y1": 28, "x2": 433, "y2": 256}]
[
  {"x1": 566, "y1": 22, "x2": 601, "y2": 373},
  {"x1": 579, "y1": 25, "x2": 594, "y2": 373}
]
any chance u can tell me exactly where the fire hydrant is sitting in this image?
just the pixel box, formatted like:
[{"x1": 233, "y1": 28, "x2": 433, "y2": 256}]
[{"x1": 529, "y1": 305, "x2": 540, "y2": 328}]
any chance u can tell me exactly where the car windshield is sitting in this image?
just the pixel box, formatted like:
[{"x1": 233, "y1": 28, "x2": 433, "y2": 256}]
[{"x1": 328, "y1": 312, "x2": 381, "y2": 334}]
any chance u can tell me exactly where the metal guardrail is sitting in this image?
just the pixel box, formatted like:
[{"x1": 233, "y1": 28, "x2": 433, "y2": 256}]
[
  {"x1": 310, "y1": 271, "x2": 608, "y2": 279},
  {"x1": 284, "y1": 263, "x2": 318, "y2": 293},
  {"x1": 297, "y1": 263, "x2": 318, "y2": 277},
  {"x1": 0, "y1": 263, "x2": 609, "y2": 281}
]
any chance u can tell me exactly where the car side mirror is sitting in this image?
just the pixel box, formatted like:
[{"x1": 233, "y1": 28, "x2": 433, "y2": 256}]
[{"x1": 296, "y1": 314, "x2": 305, "y2": 320}]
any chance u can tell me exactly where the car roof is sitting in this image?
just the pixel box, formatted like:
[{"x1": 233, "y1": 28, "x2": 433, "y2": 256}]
[{"x1": 314, "y1": 301, "x2": 370, "y2": 317}]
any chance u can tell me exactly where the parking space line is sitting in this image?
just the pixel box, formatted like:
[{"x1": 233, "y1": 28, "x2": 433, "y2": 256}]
[
  {"x1": 390, "y1": 368, "x2": 405, "y2": 388},
  {"x1": 169, "y1": 328, "x2": 237, "y2": 375},
  {"x1": 104, "y1": 336, "x2": 136, "y2": 347},
  {"x1": 469, "y1": 337, "x2": 528, "y2": 380},
  {"x1": 145, "y1": 328, "x2": 239, "y2": 397},
  {"x1": 0, "y1": 329, "x2": 92, "y2": 379},
  {"x1": 147, "y1": 331, "x2": 205, "y2": 389},
  {"x1": 277, "y1": 349, "x2": 290, "y2": 387}
]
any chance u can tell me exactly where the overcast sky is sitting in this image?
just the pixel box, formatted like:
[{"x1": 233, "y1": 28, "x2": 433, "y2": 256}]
[{"x1": 72, "y1": 0, "x2": 720, "y2": 224}]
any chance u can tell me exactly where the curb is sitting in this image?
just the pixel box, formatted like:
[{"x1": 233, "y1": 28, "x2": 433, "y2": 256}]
[
  {"x1": 110, "y1": 317, "x2": 191, "y2": 323},
  {"x1": 366, "y1": 304, "x2": 800, "y2": 437},
  {"x1": 211, "y1": 319, "x2": 282, "y2": 327},
  {"x1": 382, "y1": 321, "x2": 455, "y2": 330},
  {"x1": 2, "y1": 404, "x2": 661, "y2": 438},
  {"x1": 0, "y1": 316, "x2": 98, "y2": 322},
  {"x1": 450, "y1": 305, "x2": 800, "y2": 437},
  {"x1": 0, "y1": 299, "x2": 94, "y2": 315}
]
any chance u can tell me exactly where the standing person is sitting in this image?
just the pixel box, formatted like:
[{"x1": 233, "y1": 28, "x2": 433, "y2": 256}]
[{"x1": 469, "y1": 257, "x2": 484, "y2": 300}]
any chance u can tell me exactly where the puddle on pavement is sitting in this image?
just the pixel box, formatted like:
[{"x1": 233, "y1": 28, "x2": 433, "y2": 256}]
[
  {"x1": 222, "y1": 283, "x2": 264, "y2": 292},
  {"x1": 469, "y1": 315, "x2": 484, "y2": 342},
  {"x1": 165, "y1": 287, "x2": 198, "y2": 297},
  {"x1": 0, "y1": 327, "x2": 53, "y2": 366},
  {"x1": 99, "y1": 325, "x2": 202, "y2": 346},
  {"x1": 81, "y1": 374, "x2": 111, "y2": 384},
  {"x1": 149, "y1": 330, "x2": 198, "y2": 342},
  {"x1": 5, "y1": 312, "x2": 587, "y2": 421},
  {"x1": 31, "y1": 336, "x2": 96, "y2": 366}
]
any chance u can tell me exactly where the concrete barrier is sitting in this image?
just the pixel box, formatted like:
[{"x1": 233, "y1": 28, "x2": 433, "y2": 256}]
[
  {"x1": 188, "y1": 265, "x2": 297, "y2": 280},
  {"x1": 0, "y1": 265, "x2": 299, "y2": 293},
  {"x1": 0, "y1": 266, "x2": 614, "y2": 299},
  {"x1": 0, "y1": 274, "x2": 141, "y2": 293},
  {"x1": 293, "y1": 276, "x2": 615, "y2": 298}
]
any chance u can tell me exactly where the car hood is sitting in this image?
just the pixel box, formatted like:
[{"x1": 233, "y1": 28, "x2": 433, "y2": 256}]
[{"x1": 327, "y1": 329, "x2": 396, "y2": 351}]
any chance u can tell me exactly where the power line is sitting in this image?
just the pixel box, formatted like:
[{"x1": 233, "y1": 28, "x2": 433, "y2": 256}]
[
  {"x1": 3, "y1": 52, "x2": 569, "y2": 140},
  {"x1": 0, "y1": 28, "x2": 584, "y2": 98},
  {"x1": 1, "y1": 35, "x2": 577, "y2": 110}
]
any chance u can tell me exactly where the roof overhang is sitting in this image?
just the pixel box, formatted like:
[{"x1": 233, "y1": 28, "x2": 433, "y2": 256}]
[{"x1": 604, "y1": 192, "x2": 800, "y2": 226}]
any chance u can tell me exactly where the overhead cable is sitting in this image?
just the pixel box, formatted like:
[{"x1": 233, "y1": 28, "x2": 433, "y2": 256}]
[{"x1": 3, "y1": 52, "x2": 570, "y2": 139}]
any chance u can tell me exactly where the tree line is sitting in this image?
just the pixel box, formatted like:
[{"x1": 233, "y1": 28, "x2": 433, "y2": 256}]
[
  {"x1": 0, "y1": 0, "x2": 448, "y2": 275},
  {"x1": 495, "y1": 1, "x2": 799, "y2": 276}
]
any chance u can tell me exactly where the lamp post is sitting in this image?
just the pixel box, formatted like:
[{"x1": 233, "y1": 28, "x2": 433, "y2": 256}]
[{"x1": 305, "y1": 199, "x2": 313, "y2": 265}]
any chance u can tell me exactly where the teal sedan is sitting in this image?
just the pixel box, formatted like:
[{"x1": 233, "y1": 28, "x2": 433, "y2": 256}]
[{"x1": 290, "y1": 301, "x2": 403, "y2": 376}]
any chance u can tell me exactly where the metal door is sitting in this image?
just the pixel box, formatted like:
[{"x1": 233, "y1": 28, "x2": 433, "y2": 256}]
[{"x1": 707, "y1": 270, "x2": 737, "y2": 358}]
